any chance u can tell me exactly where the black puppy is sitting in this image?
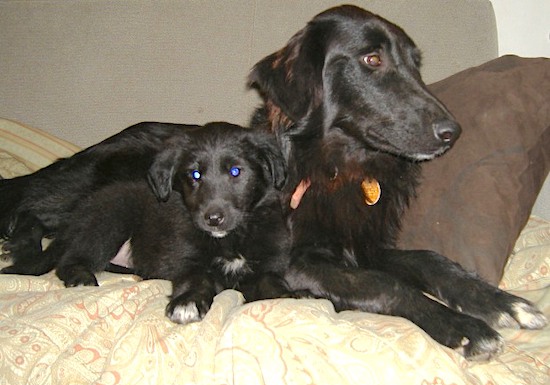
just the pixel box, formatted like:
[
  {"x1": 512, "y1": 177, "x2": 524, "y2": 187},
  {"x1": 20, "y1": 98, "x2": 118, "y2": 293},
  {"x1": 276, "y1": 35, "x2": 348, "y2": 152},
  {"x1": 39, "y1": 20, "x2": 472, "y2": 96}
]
[{"x1": 48, "y1": 122, "x2": 291, "y2": 324}]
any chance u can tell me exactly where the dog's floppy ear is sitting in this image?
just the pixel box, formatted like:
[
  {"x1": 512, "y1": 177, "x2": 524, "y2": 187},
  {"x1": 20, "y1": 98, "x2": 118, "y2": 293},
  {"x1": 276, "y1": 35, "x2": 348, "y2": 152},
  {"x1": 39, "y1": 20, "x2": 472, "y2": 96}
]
[
  {"x1": 247, "y1": 21, "x2": 327, "y2": 127},
  {"x1": 147, "y1": 137, "x2": 188, "y2": 201},
  {"x1": 246, "y1": 134, "x2": 287, "y2": 190}
]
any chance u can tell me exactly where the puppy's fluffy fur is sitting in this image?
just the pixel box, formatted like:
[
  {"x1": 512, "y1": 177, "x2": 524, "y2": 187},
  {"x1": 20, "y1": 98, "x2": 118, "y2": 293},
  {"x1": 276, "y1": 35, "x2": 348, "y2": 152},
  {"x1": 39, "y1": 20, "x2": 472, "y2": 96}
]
[{"x1": 49, "y1": 122, "x2": 291, "y2": 324}]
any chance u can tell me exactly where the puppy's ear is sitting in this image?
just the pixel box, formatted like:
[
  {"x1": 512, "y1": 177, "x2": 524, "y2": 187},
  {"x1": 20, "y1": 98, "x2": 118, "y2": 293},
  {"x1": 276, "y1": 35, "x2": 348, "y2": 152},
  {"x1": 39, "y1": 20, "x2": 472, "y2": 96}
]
[
  {"x1": 247, "y1": 134, "x2": 287, "y2": 190},
  {"x1": 247, "y1": 22, "x2": 327, "y2": 127},
  {"x1": 147, "y1": 138, "x2": 187, "y2": 201}
]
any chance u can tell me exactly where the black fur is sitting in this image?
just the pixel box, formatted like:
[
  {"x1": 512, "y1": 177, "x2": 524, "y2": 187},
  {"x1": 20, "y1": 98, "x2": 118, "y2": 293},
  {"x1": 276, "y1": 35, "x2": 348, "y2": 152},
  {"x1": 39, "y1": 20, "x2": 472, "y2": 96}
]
[
  {"x1": 247, "y1": 5, "x2": 546, "y2": 360},
  {"x1": 0, "y1": 122, "x2": 198, "y2": 275},
  {"x1": 50, "y1": 123, "x2": 291, "y2": 323},
  {"x1": 0, "y1": 4, "x2": 546, "y2": 360}
]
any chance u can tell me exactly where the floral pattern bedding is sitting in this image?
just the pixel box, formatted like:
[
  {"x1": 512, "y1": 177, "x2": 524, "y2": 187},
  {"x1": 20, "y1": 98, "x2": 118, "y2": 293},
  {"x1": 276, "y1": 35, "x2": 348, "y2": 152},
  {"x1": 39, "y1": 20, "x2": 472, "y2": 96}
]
[{"x1": 0, "y1": 118, "x2": 548, "y2": 385}]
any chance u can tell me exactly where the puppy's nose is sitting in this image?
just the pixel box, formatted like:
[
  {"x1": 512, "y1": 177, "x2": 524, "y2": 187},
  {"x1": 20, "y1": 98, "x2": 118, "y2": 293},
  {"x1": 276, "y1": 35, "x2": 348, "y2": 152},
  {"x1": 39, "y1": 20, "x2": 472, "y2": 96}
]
[
  {"x1": 433, "y1": 119, "x2": 461, "y2": 145},
  {"x1": 205, "y1": 212, "x2": 225, "y2": 227}
]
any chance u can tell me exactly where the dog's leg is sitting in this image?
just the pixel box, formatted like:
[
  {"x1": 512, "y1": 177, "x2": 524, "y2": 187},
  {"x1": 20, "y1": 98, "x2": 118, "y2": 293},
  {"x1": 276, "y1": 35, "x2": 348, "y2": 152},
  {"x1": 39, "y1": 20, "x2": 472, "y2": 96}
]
[
  {"x1": 0, "y1": 211, "x2": 46, "y2": 275},
  {"x1": 54, "y1": 224, "x2": 133, "y2": 287},
  {"x1": 285, "y1": 247, "x2": 506, "y2": 360},
  {"x1": 54, "y1": 236, "x2": 119, "y2": 287},
  {"x1": 56, "y1": 237, "x2": 130, "y2": 287},
  {"x1": 240, "y1": 272, "x2": 297, "y2": 301},
  {"x1": 166, "y1": 271, "x2": 218, "y2": 325},
  {"x1": 378, "y1": 249, "x2": 548, "y2": 330},
  {"x1": 56, "y1": 261, "x2": 100, "y2": 287}
]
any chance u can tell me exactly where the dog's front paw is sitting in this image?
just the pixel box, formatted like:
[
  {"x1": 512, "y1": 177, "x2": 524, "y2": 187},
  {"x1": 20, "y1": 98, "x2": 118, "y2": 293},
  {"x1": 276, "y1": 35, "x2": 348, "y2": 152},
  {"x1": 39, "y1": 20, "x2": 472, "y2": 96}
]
[
  {"x1": 166, "y1": 293, "x2": 213, "y2": 325},
  {"x1": 491, "y1": 294, "x2": 548, "y2": 330},
  {"x1": 448, "y1": 284, "x2": 547, "y2": 332},
  {"x1": 428, "y1": 311, "x2": 504, "y2": 361},
  {"x1": 453, "y1": 331, "x2": 504, "y2": 362}
]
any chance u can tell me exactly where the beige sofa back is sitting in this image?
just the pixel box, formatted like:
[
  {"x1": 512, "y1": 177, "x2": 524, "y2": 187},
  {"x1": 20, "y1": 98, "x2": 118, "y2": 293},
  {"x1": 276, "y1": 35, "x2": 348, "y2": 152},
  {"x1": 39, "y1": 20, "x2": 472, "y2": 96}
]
[
  {"x1": 2, "y1": 1, "x2": 549, "y2": 220},
  {"x1": 1, "y1": 0, "x2": 497, "y2": 147}
]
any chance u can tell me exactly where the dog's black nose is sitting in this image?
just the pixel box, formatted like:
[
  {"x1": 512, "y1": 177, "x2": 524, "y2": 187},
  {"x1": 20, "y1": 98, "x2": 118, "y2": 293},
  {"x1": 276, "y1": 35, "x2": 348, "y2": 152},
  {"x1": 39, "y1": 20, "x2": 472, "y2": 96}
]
[
  {"x1": 205, "y1": 212, "x2": 225, "y2": 227},
  {"x1": 433, "y1": 119, "x2": 461, "y2": 145}
]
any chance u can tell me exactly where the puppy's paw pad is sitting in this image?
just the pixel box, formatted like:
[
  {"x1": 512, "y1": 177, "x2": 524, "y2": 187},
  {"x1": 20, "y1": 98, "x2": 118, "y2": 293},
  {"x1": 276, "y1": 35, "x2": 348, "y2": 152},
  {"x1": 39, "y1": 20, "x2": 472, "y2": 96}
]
[{"x1": 167, "y1": 302, "x2": 202, "y2": 325}]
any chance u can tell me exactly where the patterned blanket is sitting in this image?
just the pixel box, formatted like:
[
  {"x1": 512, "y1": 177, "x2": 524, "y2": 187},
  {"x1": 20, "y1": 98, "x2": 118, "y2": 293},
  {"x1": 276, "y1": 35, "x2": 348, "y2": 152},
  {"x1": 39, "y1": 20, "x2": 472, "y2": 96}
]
[{"x1": 1, "y1": 118, "x2": 548, "y2": 385}]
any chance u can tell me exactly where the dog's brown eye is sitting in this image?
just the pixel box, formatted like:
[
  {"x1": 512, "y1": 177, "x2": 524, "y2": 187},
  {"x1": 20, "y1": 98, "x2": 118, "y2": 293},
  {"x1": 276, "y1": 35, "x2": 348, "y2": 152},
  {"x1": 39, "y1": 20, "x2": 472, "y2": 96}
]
[{"x1": 363, "y1": 54, "x2": 382, "y2": 67}]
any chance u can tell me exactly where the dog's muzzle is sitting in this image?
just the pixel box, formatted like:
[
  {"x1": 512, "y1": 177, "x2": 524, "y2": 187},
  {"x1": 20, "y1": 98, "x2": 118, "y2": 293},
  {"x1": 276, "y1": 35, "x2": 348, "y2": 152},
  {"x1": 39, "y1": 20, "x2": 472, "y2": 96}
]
[{"x1": 203, "y1": 210, "x2": 229, "y2": 238}]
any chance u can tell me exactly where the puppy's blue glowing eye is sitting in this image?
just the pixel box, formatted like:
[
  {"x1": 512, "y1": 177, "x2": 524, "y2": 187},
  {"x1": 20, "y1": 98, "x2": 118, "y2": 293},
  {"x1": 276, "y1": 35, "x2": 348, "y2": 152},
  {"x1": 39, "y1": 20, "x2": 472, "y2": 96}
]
[
  {"x1": 191, "y1": 170, "x2": 201, "y2": 180},
  {"x1": 229, "y1": 167, "x2": 241, "y2": 177}
]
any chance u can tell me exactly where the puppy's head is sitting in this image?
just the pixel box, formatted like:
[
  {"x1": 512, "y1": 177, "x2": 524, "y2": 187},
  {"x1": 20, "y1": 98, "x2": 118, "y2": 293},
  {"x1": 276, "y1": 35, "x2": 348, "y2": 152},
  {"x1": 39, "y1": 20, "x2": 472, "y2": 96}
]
[
  {"x1": 148, "y1": 122, "x2": 286, "y2": 238},
  {"x1": 248, "y1": 5, "x2": 460, "y2": 161}
]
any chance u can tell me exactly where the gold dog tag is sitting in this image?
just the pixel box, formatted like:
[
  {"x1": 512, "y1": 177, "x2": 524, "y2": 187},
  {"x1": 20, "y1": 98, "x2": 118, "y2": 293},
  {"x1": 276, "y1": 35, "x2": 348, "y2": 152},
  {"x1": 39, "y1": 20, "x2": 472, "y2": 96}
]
[{"x1": 361, "y1": 178, "x2": 381, "y2": 205}]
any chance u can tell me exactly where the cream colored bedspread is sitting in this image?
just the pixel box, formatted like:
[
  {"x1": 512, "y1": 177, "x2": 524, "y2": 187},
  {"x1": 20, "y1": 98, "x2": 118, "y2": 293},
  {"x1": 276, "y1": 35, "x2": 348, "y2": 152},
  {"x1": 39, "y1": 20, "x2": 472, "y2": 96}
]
[{"x1": 0, "y1": 119, "x2": 549, "y2": 385}]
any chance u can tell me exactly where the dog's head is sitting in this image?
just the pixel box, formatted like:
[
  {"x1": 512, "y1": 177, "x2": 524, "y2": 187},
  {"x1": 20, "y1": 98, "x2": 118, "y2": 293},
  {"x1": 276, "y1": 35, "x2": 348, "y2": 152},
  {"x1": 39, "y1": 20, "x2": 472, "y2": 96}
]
[
  {"x1": 148, "y1": 122, "x2": 286, "y2": 238},
  {"x1": 248, "y1": 5, "x2": 460, "y2": 161}
]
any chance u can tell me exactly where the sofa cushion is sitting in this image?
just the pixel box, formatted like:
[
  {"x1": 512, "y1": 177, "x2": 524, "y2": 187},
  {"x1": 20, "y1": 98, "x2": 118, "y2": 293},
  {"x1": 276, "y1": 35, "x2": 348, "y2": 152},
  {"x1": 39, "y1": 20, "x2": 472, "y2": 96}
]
[{"x1": 398, "y1": 55, "x2": 550, "y2": 285}]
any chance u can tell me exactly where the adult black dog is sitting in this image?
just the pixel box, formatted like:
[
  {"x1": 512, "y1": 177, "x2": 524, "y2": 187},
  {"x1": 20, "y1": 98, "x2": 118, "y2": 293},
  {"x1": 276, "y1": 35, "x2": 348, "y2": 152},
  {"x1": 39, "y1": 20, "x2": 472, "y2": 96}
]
[
  {"x1": 48, "y1": 122, "x2": 291, "y2": 324},
  {"x1": 0, "y1": 5, "x2": 546, "y2": 359},
  {"x1": 246, "y1": 5, "x2": 546, "y2": 360}
]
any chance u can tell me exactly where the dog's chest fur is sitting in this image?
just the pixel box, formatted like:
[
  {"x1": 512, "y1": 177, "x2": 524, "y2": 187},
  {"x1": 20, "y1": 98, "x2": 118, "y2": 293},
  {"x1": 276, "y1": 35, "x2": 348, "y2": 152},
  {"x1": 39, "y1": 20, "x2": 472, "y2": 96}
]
[
  {"x1": 213, "y1": 254, "x2": 252, "y2": 282},
  {"x1": 206, "y1": 235, "x2": 257, "y2": 288},
  {"x1": 289, "y1": 135, "x2": 420, "y2": 261}
]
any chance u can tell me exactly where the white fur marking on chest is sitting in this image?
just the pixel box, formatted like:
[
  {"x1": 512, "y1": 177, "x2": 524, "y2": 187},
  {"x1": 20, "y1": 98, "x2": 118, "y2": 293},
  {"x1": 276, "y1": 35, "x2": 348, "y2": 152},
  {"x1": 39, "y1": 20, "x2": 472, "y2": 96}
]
[{"x1": 215, "y1": 254, "x2": 251, "y2": 276}]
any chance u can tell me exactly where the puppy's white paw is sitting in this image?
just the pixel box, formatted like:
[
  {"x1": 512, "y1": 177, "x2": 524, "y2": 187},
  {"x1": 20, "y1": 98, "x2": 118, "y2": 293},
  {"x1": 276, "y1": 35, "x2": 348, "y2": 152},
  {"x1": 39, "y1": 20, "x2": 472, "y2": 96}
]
[{"x1": 168, "y1": 302, "x2": 202, "y2": 325}]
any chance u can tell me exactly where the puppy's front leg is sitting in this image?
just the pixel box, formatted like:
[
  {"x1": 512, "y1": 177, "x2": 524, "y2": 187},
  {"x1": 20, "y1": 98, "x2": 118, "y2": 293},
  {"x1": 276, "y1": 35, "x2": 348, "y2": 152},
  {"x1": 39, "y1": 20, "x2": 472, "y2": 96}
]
[{"x1": 166, "y1": 272, "x2": 218, "y2": 325}]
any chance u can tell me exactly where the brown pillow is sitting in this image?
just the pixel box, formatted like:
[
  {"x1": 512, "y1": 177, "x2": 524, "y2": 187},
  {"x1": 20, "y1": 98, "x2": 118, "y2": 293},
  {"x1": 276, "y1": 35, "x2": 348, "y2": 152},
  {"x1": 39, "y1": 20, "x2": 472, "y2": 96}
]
[{"x1": 398, "y1": 55, "x2": 550, "y2": 285}]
